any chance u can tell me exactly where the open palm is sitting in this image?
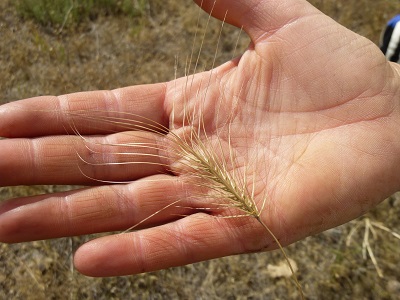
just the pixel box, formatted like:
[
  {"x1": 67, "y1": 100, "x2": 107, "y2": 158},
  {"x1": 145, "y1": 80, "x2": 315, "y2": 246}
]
[{"x1": 1, "y1": 0, "x2": 400, "y2": 277}]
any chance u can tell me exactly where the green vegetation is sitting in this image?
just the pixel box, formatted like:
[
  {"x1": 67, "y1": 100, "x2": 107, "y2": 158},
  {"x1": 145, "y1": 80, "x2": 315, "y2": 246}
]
[{"x1": 15, "y1": 0, "x2": 148, "y2": 31}]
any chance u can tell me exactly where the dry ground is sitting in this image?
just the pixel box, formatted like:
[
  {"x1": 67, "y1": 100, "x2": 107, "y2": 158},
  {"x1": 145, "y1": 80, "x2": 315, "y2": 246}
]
[{"x1": 1, "y1": 0, "x2": 400, "y2": 299}]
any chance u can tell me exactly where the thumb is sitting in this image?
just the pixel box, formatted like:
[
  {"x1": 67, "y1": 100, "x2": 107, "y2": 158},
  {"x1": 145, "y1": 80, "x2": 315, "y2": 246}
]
[{"x1": 193, "y1": 0, "x2": 319, "y2": 42}]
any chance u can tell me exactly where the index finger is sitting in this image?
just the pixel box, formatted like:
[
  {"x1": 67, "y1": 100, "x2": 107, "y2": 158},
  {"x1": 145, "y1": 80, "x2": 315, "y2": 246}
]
[{"x1": 0, "y1": 83, "x2": 169, "y2": 138}]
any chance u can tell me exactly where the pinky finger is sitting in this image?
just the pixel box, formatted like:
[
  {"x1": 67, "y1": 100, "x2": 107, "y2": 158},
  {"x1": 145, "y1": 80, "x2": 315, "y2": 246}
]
[{"x1": 73, "y1": 213, "x2": 268, "y2": 277}]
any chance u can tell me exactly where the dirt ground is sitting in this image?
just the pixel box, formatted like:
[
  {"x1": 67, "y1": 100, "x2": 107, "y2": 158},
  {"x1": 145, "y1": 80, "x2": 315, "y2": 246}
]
[{"x1": 1, "y1": 0, "x2": 400, "y2": 299}]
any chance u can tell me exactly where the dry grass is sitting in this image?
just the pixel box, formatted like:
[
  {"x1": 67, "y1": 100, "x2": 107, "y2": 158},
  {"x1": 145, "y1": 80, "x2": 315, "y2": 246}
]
[{"x1": 1, "y1": 0, "x2": 400, "y2": 299}]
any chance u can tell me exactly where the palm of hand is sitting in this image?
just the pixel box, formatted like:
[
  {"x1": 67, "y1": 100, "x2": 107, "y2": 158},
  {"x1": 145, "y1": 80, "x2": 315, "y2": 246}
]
[{"x1": 167, "y1": 11, "x2": 398, "y2": 252}]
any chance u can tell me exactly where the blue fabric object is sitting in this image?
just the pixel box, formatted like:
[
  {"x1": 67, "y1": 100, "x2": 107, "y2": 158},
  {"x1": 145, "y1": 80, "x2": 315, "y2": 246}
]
[
  {"x1": 381, "y1": 14, "x2": 400, "y2": 62},
  {"x1": 387, "y1": 15, "x2": 400, "y2": 28}
]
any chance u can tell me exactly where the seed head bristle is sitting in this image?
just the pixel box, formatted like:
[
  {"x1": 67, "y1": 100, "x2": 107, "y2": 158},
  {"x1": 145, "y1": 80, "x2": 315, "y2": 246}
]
[{"x1": 169, "y1": 128, "x2": 259, "y2": 218}]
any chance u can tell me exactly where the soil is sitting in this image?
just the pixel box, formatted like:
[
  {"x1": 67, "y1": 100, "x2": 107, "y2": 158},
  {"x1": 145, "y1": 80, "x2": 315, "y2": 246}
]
[{"x1": 1, "y1": 0, "x2": 400, "y2": 299}]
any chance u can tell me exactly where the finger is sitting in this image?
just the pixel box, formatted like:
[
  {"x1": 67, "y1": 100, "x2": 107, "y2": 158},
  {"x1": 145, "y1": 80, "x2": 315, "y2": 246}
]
[
  {"x1": 194, "y1": 0, "x2": 318, "y2": 43},
  {"x1": 0, "y1": 83, "x2": 168, "y2": 138},
  {"x1": 74, "y1": 213, "x2": 267, "y2": 277},
  {"x1": 0, "y1": 130, "x2": 169, "y2": 186},
  {"x1": 0, "y1": 175, "x2": 189, "y2": 243}
]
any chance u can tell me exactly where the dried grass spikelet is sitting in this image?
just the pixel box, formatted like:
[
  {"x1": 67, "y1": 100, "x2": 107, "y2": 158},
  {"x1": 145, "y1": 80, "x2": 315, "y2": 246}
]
[
  {"x1": 346, "y1": 217, "x2": 400, "y2": 278},
  {"x1": 64, "y1": 2, "x2": 305, "y2": 299}
]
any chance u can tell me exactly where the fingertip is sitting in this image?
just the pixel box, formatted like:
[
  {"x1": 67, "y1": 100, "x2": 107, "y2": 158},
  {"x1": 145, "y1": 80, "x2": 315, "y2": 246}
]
[
  {"x1": 0, "y1": 102, "x2": 15, "y2": 138},
  {"x1": 74, "y1": 235, "x2": 137, "y2": 277},
  {"x1": 74, "y1": 239, "x2": 105, "y2": 277},
  {"x1": 0, "y1": 98, "x2": 60, "y2": 138}
]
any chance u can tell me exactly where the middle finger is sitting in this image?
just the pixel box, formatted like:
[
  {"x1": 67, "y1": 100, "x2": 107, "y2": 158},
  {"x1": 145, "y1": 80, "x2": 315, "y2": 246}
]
[{"x1": 0, "y1": 130, "x2": 170, "y2": 186}]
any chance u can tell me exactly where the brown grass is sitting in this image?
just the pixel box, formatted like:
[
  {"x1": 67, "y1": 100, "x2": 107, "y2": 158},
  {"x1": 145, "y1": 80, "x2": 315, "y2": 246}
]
[{"x1": 1, "y1": 0, "x2": 400, "y2": 299}]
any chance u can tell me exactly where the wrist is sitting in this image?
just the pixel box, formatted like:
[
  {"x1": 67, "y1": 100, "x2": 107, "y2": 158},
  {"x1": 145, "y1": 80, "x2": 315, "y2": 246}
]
[{"x1": 387, "y1": 62, "x2": 400, "y2": 191}]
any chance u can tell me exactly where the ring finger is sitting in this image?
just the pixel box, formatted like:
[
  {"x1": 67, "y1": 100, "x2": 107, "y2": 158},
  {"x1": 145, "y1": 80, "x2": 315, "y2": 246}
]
[{"x1": 0, "y1": 174, "x2": 192, "y2": 243}]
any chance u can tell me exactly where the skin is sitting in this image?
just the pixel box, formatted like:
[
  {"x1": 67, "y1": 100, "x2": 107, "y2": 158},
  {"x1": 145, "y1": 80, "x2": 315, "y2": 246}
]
[{"x1": 1, "y1": 0, "x2": 400, "y2": 277}]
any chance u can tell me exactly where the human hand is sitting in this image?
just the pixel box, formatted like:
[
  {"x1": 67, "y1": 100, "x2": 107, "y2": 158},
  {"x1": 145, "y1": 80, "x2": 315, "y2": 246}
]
[{"x1": 1, "y1": 0, "x2": 400, "y2": 277}]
